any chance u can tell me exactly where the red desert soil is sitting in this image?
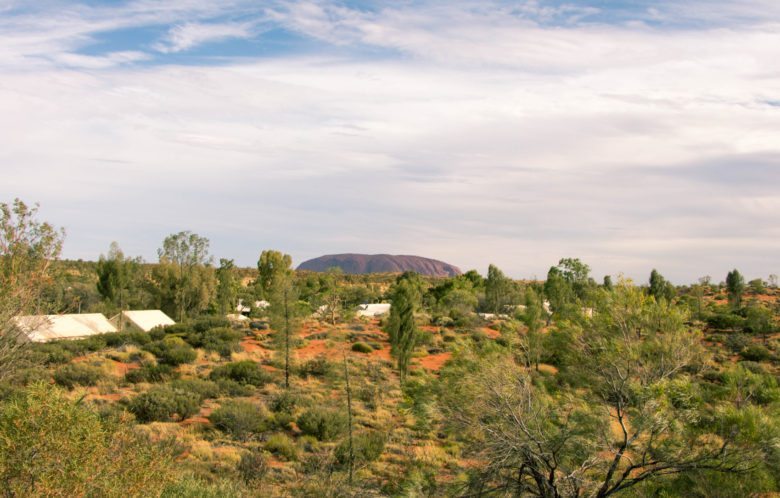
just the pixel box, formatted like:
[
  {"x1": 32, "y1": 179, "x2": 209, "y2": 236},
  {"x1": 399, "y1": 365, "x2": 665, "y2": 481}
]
[
  {"x1": 295, "y1": 339, "x2": 333, "y2": 360},
  {"x1": 418, "y1": 352, "x2": 452, "y2": 371},
  {"x1": 240, "y1": 338, "x2": 269, "y2": 354},
  {"x1": 481, "y1": 328, "x2": 501, "y2": 339},
  {"x1": 370, "y1": 346, "x2": 392, "y2": 362}
]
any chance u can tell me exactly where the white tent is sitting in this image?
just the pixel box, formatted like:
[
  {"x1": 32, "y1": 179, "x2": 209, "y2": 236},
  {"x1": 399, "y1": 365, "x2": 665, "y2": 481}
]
[
  {"x1": 111, "y1": 310, "x2": 175, "y2": 332},
  {"x1": 356, "y1": 303, "x2": 391, "y2": 318},
  {"x1": 13, "y1": 313, "x2": 117, "y2": 343},
  {"x1": 236, "y1": 299, "x2": 270, "y2": 314}
]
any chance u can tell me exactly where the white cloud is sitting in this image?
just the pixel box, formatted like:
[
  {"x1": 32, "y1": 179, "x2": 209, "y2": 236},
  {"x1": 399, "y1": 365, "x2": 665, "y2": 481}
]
[
  {"x1": 0, "y1": 1, "x2": 779, "y2": 282},
  {"x1": 153, "y1": 22, "x2": 256, "y2": 53}
]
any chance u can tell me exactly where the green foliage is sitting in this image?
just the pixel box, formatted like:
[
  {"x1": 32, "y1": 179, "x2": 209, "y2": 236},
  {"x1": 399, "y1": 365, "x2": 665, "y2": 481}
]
[
  {"x1": 298, "y1": 355, "x2": 334, "y2": 378},
  {"x1": 0, "y1": 383, "x2": 176, "y2": 496},
  {"x1": 143, "y1": 336, "x2": 197, "y2": 366},
  {"x1": 484, "y1": 264, "x2": 516, "y2": 313},
  {"x1": 726, "y1": 268, "x2": 745, "y2": 308},
  {"x1": 169, "y1": 378, "x2": 220, "y2": 402},
  {"x1": 386, "y1": 278, "x2": 420, "y2": 384},
  {"x1": 296, "y1": 407, "x2": 347, "y2": 441},
  {"x1": 125, "y1": 362, "x2": 179, "y2": 383},
  {"x1": 237, "y1": 448, "x2": 269, "y2": 484},
  {"x1": 741, "y1": 345, "x2": 772, "y2": 362},
  {"x1": 335, "y1": 430, "x2": 387, "y2": 466},
  {"x1": 209, "y1": 360, "x2": 271, "y2": 386},
  {"x1": 185, "y1": 326, "x2": 243, "y2": 357},
  {"x1": 104, "y1": 330, "x2": 152, "y2": 347},
  {"x1": 53, "y1": 363, "x2": 105, "y2": 389},
  {"x1": 208, "y1": 400, "x2": 269, "y2": 440},
  {"x1": 127, "y1": 386, "x2": 200, "y2": 422},
  {"x1": 351, "y1": 341, "x2": 373, "y2": 353},
  {"x1": 265, "y1": 432, "x2": 299, "y2": 460}
]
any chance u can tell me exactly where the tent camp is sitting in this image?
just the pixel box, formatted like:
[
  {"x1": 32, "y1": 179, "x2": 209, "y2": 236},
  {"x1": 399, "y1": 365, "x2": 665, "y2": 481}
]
[
  {"x1": 236, "y1": 299, "x2": 270, "y2": 315},
  {"x1": 356, "y1": 303, "x2": 391, "y2": 318},
  {"x1": 13, "y1": 313, "x2": 117, "y2": 343},
  {"x1": 111, "y1": 310, "x2": 175, "y2": 332}
]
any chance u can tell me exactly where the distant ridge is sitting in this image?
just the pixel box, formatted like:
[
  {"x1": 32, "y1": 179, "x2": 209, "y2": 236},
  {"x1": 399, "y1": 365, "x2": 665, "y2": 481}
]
[{"x1": 297, "y1": 253, "x2": 462, "y2": 277}]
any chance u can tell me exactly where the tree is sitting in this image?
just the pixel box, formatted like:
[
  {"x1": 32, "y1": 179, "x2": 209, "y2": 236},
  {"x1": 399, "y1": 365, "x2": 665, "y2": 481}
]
[
  {"x1": 215, "y1": 258, "x2": 239, "y2": 316},
  {"x1": 745, "y1": 303, "x2": 774, "y2": 344},
  {"x1": 648, "y1": 268, "x2": 676, "y2": 303},
  {"x1": 726, "y1": 269, "x2": 745, "y2": 309},
  {"x1": 485, "y1": 264, "x2": 514, "y2": 313},
  {"x1": 256, "y1": 250, "x2": 293, "y2": 300},
  {"x1": 0, "y1": 199, "x2": 64, "y2": 381},
  {"x1": 386, "y1": 278, "x2": 420, "y2": 385},
  {"x1": 95, "y1": 242, "x2": 145, "y2": 320},
  {"x1": 443, "y1": 279, "x2": 763, "y2": 498},
  {"x1": 152, "y1": 231, "x2": 215, "y2": 321},
  {"x1": 519, "y1": 288, "x2": 544, "y2": 371},
  {"x1": 265, "y1": 251, "x2": 300, "y2": 389},
  {"x1": 603, "y1": 275, "x2": 613, "y2": 291},
  {"x1": 320, "y1": 267, "x2": 344, "y2": 325}
]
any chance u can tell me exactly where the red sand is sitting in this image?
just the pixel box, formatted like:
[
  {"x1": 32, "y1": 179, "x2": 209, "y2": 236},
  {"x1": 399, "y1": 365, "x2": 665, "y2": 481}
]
[{"x1": 418, "y1": 352, "x2": 452, "y2": 371}]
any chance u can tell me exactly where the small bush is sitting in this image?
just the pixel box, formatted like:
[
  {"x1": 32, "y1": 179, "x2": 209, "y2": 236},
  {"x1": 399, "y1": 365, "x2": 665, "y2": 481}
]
[
  {"x1": 128, "y1": 386, "x2": 200, "y2": 423},
  {"x1": 199, "y1": 327, "x2": 244, "y2": 357},
  {"x1": 335, "y1": 431, "x2": 387, "y2": 466},
  {"x1": 741, "y1": 345, "x2": 771, "y2": 362},
  {"x1": 237, "y1": 448, "x2": 268, "y2": 484},
  {"x1": 143, "y1": 337, "x2": 197, "y2": 366},
  {"x1": 296, "y1": 408, "x2": 347, "y2": 441},
  {"x1": 53, "y1": 363, "x2": 105, "y2": 389},
  {"x1": 351, "y1": 342, "x2": 373, "y2": 353},
  {"x1": 265, "y1": 433, "x2": 298, "y2": 461},
  {"x1": 169, "y1": 379, "x2": 220, "y2": 402},
  {"x1": 209, "y1": 401, "x2": 269, "y2": 440},
  {"x1": 215, "y1": 379, "x2": 255, "y2": 397},
  {"x1": 104, "y1": 331, "x2": 152, "y2": 348},
  {"x1": 191, "y1": 316, "x2": 231, "y2": 333},
  {"x1": 270, "y1": 391, "x2": 302, "y2": 414},
  {"x1": 298, "y1": 356, "x2": 333, "y2": 378},
  {"x1": 32, "y1": 343, "x2": 73, "y2": 365},
  {"x1": 125, "y1": 363, "x2": 179, "y2": 383},
  {"x1": 209, "y1": 361, "x2": 271, "y2": 387},
  {"x1": 249, "y1": 321, "x2": 269, "y2": 331}
]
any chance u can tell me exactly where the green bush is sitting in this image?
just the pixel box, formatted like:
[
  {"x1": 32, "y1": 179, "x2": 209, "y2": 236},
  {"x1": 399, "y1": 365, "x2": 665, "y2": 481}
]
[
  {"x1": 297, "y1": 356, "x2": 333, "y2": 378},
  {"x1": 143, "y1": 337, "x2": 197, "y2": 366},
  {"x1": 0, "y1": 383, "x2": 177, "y2": 496},
  {"x1": 215, "y1": 379, "x2": 255, "y2": 397},
  {"x1": 188, "y1": 327, "x2": 243, "y2": 357},
  {"x1": 265, "y1": 433, "x2": 298, "y2": 461},
  {"x1": 209, "y1": 401, "x2": 269, "y2": 440},
  {"x1": 270, "y1": 390, "x2": 302, "y2": 414},
  {"x1": 104, "y1": 331, "x2": 152, "y2": 347},
  {"x1": 209, "y1": 361, "x2": 271, "y2": 387},
  {"x1": 741, "y1": 345, "x2": 771, "y2": 362},
  {"x1": 351, "y1": 342, "x2": 373, "y2": 353},
  {"x1": 125, "y1": 363, "x2": 179, "y2": 383},
  {"x1": 237, "y1": 448, "x2": 268, "y2": 484},
  {"x1": 191, "y1": 316, "x2": 231, "y2": 332},
  {"x1": 53, "y1": 363, "x2": 105, "y2": 389},
  {"x1": 31, "y1": 343, "x2": 74, "y2": 364},
  {"x1": 127, "y1": 386, "x2": 200, "y2": 422},
  {"x1": 335, "y1": 430, "x2": 387, "y2": 466},
  {"x1": 169, "y1": 378, "x2": 220, "y2": 402},
  {"x1": 296, "y1": 408, "x2": 347, "y2": 441}
]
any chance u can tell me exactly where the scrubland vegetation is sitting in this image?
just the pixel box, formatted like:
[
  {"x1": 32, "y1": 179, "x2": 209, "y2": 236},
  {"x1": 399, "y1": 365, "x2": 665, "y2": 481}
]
[{"x1": 1, "y1": 198, "x2": 779, "y2": 497}]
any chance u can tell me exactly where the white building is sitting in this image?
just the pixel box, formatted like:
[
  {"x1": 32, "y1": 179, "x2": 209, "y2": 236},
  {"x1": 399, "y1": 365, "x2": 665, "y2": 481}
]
[
  {"x1": 356, "y1": 303, "x2": 391, "y2": 318},
  {"x1": 110, "y1": 310, "x2": 175, "y2": 332},
  {"x1": 13, "y1": 313, "x2": 117, "y2": 342}
]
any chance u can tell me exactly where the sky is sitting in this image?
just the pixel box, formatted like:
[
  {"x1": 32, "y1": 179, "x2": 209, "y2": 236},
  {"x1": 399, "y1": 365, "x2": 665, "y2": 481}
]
[{"x1": 1, "y1": 0, "x2": 779, "y2": 283}]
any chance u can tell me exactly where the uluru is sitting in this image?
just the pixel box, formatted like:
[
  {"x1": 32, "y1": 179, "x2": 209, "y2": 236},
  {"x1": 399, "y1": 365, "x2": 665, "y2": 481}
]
[{"x1": 297, "y1": 253, "x2": 462, "y2": 277}]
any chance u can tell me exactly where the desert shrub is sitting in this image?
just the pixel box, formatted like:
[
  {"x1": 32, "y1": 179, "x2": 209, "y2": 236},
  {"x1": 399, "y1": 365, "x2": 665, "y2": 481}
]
[
  {"x1": 270, "y1": 391, "x2": 302, "y2": 414},
  {"x1": 188, "y1": 327, "x2": 243, "y2": 357},
  {"x1": 0, "y1": 383, "x2": 176, "y2": 496},
  {"x1": 53, "y1": 363, "x2": 105, "y2": 389},
  {"x1": 144, "y1": 337, "x2": 197, "y2": 366},
  {"x1": 357, "y1": 384, "x2": 380, "y2": 410},
  {"x1": 351, "y1": 342, "x2": 373, "y2": 353},
  {"x1": 725, "y1": 334, "x2": 751, "y2": 353},
  {"x1": 335, "y1": 430, "x2": 387, "y2": 466},
  {"x1": 209, "y1": 360, "x2": 271, "y2": 387},
  {"x1": 215, "y1": 379, "x2": 255, "y2": 397},
  {"x1": 350, "y1": 324, "x2": 366, "y2": 332},
  {"x1": 265, "y1": 433, "x2": 298, "y2": 461},
  {"x1": 296, "y1": 408, "x2": 347, "y2": 441},
  {"x1": 237, "y1": 448, "x2": 269, "y2": 484},
  {"x1": 104, "y1": 331, "x2": 152, "y2": 348},
  {"x1": 162, "y1": 475, "x2": 246, "y2": 498},
  {"x1": 741, "y1": 345, "x2": 771, "y2": 362},
  {"x1": 209, "y1": 401, "x2": 269, "y2": 440},
  {"x1": 125, "y1": 363, "x2": 179, "y2": 383},
  {"x1": 169, "y1": 378, "x2": 220, "y2": 402},
  {"x1": 298, "y1": 356, "x2": 333, "y2": 378},
  {"x1": 191, "y1": 316, "x2": 231, "y2": 332},
  {"x1": 249, "y1": 321, "x2": 269, "y2": 331},
  {"x1": 32, "y1": 343, "x2": 74, "y2": 364},
  {"x1": 128, "y1": 386, "x2": 200, "y2": 423}
]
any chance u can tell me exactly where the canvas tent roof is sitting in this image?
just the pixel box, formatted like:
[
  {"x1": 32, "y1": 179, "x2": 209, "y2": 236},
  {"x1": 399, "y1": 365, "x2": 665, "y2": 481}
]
[
  {"x1": 115, "y1": 310, "x2": 175, "y2": 332},
  {"x1": 236, "y1": 299, "x2": 270, "y2": 313},
  {"x1": 356, "y1": 303, "x2": 391, "y2": 317},
  {"x1": 13, "y1": 313, "x2": 117, "y2": 343}
]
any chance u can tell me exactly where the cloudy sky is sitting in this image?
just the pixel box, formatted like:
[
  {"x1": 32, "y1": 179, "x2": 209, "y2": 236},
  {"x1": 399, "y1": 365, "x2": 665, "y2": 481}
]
[{"x1": 1, "y1": 0, "x2": 778, "y2": 283}]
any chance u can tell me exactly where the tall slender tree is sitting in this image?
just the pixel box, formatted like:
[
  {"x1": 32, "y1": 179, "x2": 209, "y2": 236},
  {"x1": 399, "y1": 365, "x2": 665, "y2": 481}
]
[
  {"x1": 153, "y1": 231, "x2": 215, "y2": 321},
  {"x1": 386, "y1": 278, "x2": 420, "y2": 385},
  {"x1": 726, "y1": 269, "x2": 745, "y2": 309},
  {"x1": 215, "y1": 258, "x2": 239, "y2": 316},
  {"x1": 264, "y1": 251, "x2": 300, "y2": 389}
]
